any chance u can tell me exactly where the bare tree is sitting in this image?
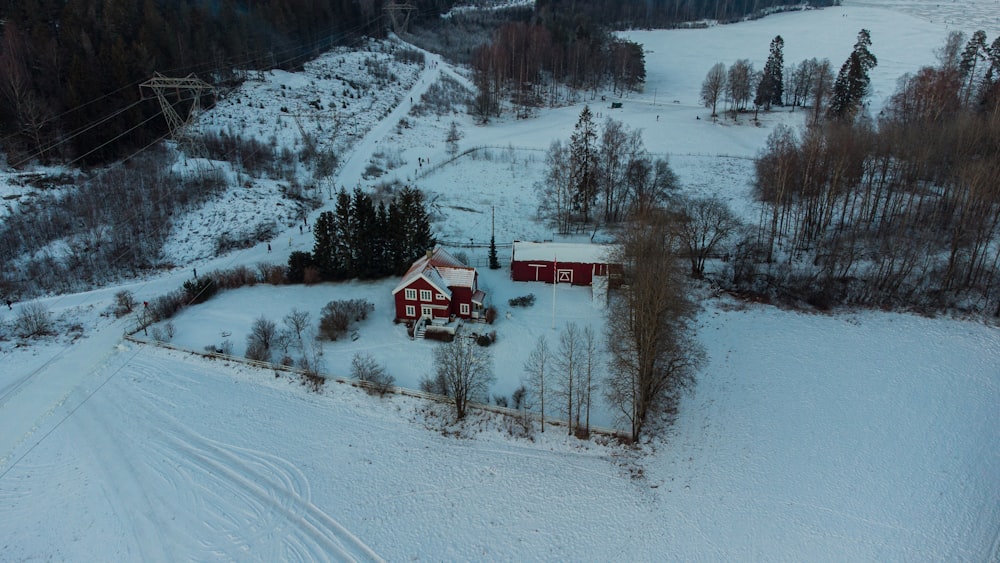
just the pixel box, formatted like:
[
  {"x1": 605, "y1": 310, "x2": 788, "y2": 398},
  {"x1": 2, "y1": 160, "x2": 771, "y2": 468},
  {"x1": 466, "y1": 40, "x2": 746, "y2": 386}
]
[
  {"x1": 576, "y1": 325, "x2": 599, "y2": 437},
  {"x1": 283, "y1": 308, "x2": 310, "y2": 345},
  {"x1": 522, "y1": 335, "x2": 551, "y2": 432},
  {"x1": 537, "y1": 139, "x2": 574, "y2": 234},
  {"x1": 554, "y1": 322, "x2": 582, "y2": 435},
  {"x1": 701, "y1": 62, "x2": 727, "y2": 118},
  {"x1": 246, "y1": 315, "x2": 277, "y2": 362},
  {"x1": 726, "y1": 59, "x2": 754, "y2": 115},
  {"x1": 811, "y1": 59, "x2": 835, "y2": 124},
  {"x1": 432, "y1": 336, "x2": 496, "y2": 420},
  {"x1": 352, "y1": 352, "x2": 395, "y2": 396},
  {"x1": 606, "y1": 212, "x2": 704, "y2": 442},
  {"x1": 671, "y1": 195, "x2": 741, "y2": 278}
]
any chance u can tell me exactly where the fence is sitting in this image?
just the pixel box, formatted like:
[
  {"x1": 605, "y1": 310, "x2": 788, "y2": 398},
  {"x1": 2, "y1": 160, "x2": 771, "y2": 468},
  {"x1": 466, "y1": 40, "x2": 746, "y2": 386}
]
[{"x1": 124, "y1": 333, "x2": 628, "y2": 441}]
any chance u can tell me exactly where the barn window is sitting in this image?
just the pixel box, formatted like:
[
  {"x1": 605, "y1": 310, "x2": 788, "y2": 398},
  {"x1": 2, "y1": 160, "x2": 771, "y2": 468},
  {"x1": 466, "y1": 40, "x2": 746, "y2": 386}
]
[
  {"x1": 404, "y1": 288, "x2": 417, "y2": 301},
  {"x1": 420, "y1": 289, "x2": 432, "y2": 302},
  {"x1": 405, "y1": 305, "x2": 416, "y2": 317},
  {"x1": 460, "y1": 303, "x2": 470, "y2": 315}
]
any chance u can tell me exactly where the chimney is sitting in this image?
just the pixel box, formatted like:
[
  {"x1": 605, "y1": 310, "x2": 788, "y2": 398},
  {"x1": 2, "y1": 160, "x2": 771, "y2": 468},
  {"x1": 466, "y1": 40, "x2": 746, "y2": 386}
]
[{"x1": 426, "y1": 248, "x2": 433, "y2": 260}]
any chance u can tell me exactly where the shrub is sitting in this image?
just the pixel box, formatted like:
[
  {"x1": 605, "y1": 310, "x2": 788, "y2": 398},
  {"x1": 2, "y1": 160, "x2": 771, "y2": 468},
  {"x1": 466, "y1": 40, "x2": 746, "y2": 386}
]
[
  {"x1": 182, "y1": 277, "x2": 217, "y2": 304},
  {"x1": 318, "y1": 299, "x2": 373, "y2": 340},
  {"x1": 112, "y1": 290, "x2": 136, "y2": 317},
  {"x1": 508, "y1": 293, "x2": 535, "y2": 307},
  {"x1": 15, "y1": 303, "x2": 53, "y2": 337},
  {"x1": 351, "y1": 352, "x2": 395, "y2": 396},
  {"x1": 485, "y1": 305, "x2": 497, "y2": 324},
  {"x1": 493, "y1": 394, "x2": 508, "y2": 408},
  {"x1": 424, "y1": 327, "x2": 454, "y2": 342},
  {"x1": 476, "y1": 334, "x2": 492, "y2": 347}
]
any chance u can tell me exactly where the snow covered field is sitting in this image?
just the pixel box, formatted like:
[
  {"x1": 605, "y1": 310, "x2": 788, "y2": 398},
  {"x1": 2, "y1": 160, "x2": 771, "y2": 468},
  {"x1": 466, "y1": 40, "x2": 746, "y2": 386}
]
[{"x1": 1, "y1": 1, "x2": 999, "y2": 560}]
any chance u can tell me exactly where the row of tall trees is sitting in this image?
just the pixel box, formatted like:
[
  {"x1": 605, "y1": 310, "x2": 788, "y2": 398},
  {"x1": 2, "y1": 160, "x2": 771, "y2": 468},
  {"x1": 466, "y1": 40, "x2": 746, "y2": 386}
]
[
  {"x1": 533, "y1": 0, "x2": 836, "y2": 29},
  {"x1": 701, "y1": 34, "x2": 843, "y2": 123},
  {"x1": 746, "y1": 30, "x2": 1000, "y2": 313},
  {"x1": 302, "y1": 186, "x2": 434, "y2": 281},
  {"x1": 471, "y1": 21, "x2": 645, "y2": 120},
  {"x1": 0, "y1": 0, "x2": 448, "y2": 164},
  {"x1": 537, "y1": 106, "x2": 679, "y2": 231}
]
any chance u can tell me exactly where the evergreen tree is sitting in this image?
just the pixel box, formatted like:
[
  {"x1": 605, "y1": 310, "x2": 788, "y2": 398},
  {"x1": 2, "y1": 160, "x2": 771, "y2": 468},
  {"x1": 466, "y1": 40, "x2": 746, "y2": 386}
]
[
  {"x1": 331, "y1": 188, "x2": 354, "y2": 279},
  {"x1": 489, "y1": 236, "x2": 500, "y2": 269},
  {"x1": 755, "y1": 35, "x2": 785, "y2": 110},
  {"x1": 311, "y1": 211, "x2": 337, "y2": 279},
  {"x1": 828, "y1": 29, "x2": 877, "y2": 121},
  {"x1": 958, "y1": 30, "x2": 989, "y2": 107},
  {"x1": 351, "y1": 188, "x2": 379, "y2": 279},
  {"x1": 569, "y1": 105, "x2": 599, "y2": 223},
  {"x1": 395, "y1": 186, "x2": 435, "y2": 273}
]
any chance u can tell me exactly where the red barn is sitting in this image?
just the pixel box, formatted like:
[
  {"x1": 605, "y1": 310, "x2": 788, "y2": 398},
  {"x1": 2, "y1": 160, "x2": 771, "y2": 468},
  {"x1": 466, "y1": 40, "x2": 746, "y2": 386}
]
[
  {"x1": 510, "y1": 241, "x2": 620, "y2": 285},
  {"x1": 392, "y1": 247, "x2": 487, "y2": 322}
]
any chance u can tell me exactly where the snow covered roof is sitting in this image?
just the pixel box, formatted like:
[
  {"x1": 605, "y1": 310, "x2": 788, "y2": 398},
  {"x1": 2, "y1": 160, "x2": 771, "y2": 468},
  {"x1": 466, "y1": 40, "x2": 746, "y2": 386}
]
[
  {"x1": 511, "y1": 241, "x2": 620, "y2": 264},
  {"x1": 392, "y1": 247, "x2": 476, "y2": 296}
]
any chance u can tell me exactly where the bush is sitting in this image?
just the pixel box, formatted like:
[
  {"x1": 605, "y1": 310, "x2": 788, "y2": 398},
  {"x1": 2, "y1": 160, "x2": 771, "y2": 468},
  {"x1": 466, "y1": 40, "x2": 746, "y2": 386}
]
[
  {"x1": 485, "y1": 305, "x2": 497, "y2": 324},
  {"x1": 508, "y1": 293, "x2": 535, "y2": 307},
  {"x1": 15, "y1": 303, "x2": 53, "y2": 337},
  {"x1": 318, "y1": 299, "x2": 373, "y2": 340},
  {"x1": 182, "y1": 277, "x2": 217, "y2": 304},
  {"x1": 424, "y1": 327, "x2": 454, "y2": 342},
  {"x1": 112, "y1": 290, "x2": 136, "y2": 317},
  {"x1": 476, "y1": 334, "x2": 492, "y2": 347},
  {"x1": 351, "y1": 352, "x2": 395, "y2": 396}
]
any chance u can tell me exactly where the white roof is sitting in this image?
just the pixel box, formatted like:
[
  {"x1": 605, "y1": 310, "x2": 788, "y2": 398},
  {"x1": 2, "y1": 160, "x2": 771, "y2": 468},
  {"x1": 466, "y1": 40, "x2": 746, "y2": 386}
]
[{"x1": 512, "y1": 241, "x2": 619, "y2": 264}]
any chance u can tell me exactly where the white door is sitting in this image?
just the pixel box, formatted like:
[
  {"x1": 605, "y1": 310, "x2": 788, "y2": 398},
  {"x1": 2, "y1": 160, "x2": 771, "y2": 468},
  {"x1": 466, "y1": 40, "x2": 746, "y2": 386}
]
[{"x1": 421, "y1": 305, "x2": 433, "y2": 319}]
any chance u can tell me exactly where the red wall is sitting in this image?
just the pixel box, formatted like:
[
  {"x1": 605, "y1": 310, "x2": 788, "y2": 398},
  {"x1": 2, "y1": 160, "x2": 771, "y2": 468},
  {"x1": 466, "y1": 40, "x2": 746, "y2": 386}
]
[
  {"x1": 394, "y1": 276, "x2": 474, "y2": 321},
  {"x1": 510, "y1": 260, "x2": 600, "y2": 285}
]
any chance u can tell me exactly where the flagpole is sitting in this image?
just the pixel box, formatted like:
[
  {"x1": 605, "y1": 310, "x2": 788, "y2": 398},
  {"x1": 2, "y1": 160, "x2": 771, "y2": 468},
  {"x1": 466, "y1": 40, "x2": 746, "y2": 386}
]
[{"x1": 552, "y1": 254, "x2": 557, "y2": 330}]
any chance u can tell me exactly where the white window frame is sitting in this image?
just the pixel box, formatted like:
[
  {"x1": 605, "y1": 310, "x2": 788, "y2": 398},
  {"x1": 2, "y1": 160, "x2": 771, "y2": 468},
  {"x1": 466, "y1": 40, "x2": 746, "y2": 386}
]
[
  {"x1": 460, "y1": 303, "x2": 470, "y2": 315},
  {"x1": 420, "y1": 289, "x2": 432, "y2": 302},
  {"x1": 436, "y1": 293, "x2": 446, "y2": 301},
  {"x1": 405, "y1": 305, "x2": 416, "y2": 317},
  {"x1": 404, "y1": 288, "x2": 417, "y2": 301}
]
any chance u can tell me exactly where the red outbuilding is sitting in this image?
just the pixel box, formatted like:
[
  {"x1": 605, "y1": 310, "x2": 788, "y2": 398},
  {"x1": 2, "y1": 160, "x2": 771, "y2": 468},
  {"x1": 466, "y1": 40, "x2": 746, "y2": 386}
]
[
  {"x1": 510, "y1": 241, "x2": 620, "y2": 285},
  {"x1": 392, "y1": 247, "x2": 486, "y2": 322}
]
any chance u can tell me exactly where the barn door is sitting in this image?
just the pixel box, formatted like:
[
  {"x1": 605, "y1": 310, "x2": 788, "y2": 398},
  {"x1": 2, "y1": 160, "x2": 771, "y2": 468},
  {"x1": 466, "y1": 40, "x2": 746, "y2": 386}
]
[{"x1": 557, "y1": 269, "x2": 573, "y2": 284}]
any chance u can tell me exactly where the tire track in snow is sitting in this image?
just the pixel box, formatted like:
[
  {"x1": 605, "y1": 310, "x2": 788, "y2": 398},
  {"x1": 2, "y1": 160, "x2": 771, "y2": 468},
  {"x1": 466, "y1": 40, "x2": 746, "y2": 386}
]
[{"x1": 122, "y1": 354, "x2": 384, "y2": 562}]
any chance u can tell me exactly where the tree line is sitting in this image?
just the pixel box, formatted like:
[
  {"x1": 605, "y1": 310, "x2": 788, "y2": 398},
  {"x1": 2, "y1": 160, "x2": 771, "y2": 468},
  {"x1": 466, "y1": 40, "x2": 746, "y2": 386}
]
[
  {"x1": 471, "y1": 21, "x2": 645, "y2": 120},
  {"x1": 0, "y1": 0, "x2": 449, "y2": 165},
  {"x1": 743, "y1": 30, "x2": 1000, "y2": 313},
  {"x1": 290, "y1": 186, "x2": 435, "y2": 283},
  {"x1": 534, "y1": 0, "x2": 837, "y2": 30},
  {"x1": 537, "y1": 106, "x2": 680, "y2": 231}
]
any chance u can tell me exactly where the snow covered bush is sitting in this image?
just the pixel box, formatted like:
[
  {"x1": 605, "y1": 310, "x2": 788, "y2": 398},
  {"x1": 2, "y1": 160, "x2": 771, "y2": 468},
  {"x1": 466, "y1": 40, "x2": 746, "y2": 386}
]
[
  {"x1": 318, "y1": 299, "x2": 373, "y2": 340},
  {"x1": 14, "y1": 303, "x2": 53, "y2": 338},
  {"x1": 351, "y1": 352, "x2": 395, "y2": 397}
]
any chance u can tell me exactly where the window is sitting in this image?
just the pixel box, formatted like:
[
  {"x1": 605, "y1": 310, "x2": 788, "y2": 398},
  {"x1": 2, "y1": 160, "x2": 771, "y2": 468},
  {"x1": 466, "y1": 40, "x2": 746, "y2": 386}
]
[
  {"x1": 436, "y1": 293, "x2": 446, "y2": 301},
  {"x1": 404, "y1": 288, "x2": 417, "y2": 301},
  {"x1": 460, "y1": 303, "x2": 470, "y2": 315},
  {"x1": 420, "y1": 289, "x2": 432, "y2": 302},
  {"x1": 405, "y1": 305, "x2": 416, "y2": 317}
]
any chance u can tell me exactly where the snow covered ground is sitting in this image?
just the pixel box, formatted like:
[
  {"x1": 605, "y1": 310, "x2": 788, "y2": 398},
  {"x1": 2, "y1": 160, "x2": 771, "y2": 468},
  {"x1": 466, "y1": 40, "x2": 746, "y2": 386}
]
[{"x1": 1, "y1": 1, "x2": 999, "y2": 561}]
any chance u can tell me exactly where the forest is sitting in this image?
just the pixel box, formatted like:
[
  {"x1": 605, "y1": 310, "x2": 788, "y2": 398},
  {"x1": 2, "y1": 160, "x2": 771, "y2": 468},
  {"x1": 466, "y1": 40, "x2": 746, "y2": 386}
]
[
  {"x1": 742, "y1": 30, "x2": 1000, "y2": 313},
  {"x1": 0, "y1": 0, "x2": 452, "y2": 164}
]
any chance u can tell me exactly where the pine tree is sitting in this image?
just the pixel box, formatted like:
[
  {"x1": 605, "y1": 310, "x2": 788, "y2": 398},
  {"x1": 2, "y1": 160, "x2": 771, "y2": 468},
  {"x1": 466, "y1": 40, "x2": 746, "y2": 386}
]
[
  {"x1": 489, "y1": 236, "x2": 500, "y2": 269},
  {"x1": 827, "y1": 29, "x2": 877, "y2": 121},
  {"x1": 395, "y1": 186, "x2": 435, "y2": 273},
  {"x1": 311, "y1": 210, "x2": 337, "y2": 279},
  {"x1": 351, "y1": 188, "x2": 378, "y2": 279},
  {"x1": 331, "y1": 188, "x2": 354, "y2": 279},
  {"x1": 569, "y1": 105, "x2": 599, "y2": 223},
  {"x1": 959, "y1": 30, "x2": 988, "y2": 107}
]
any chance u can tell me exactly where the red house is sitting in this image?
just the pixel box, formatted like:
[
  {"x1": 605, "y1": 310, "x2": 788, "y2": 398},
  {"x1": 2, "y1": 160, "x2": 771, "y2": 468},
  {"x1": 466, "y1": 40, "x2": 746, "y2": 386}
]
[
  {"x1": 510, "y1": 241, "x2": 620, "y2": 285},
  {"x1": 392, "y1": 247, "x2": 487, "y2": 322}
]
